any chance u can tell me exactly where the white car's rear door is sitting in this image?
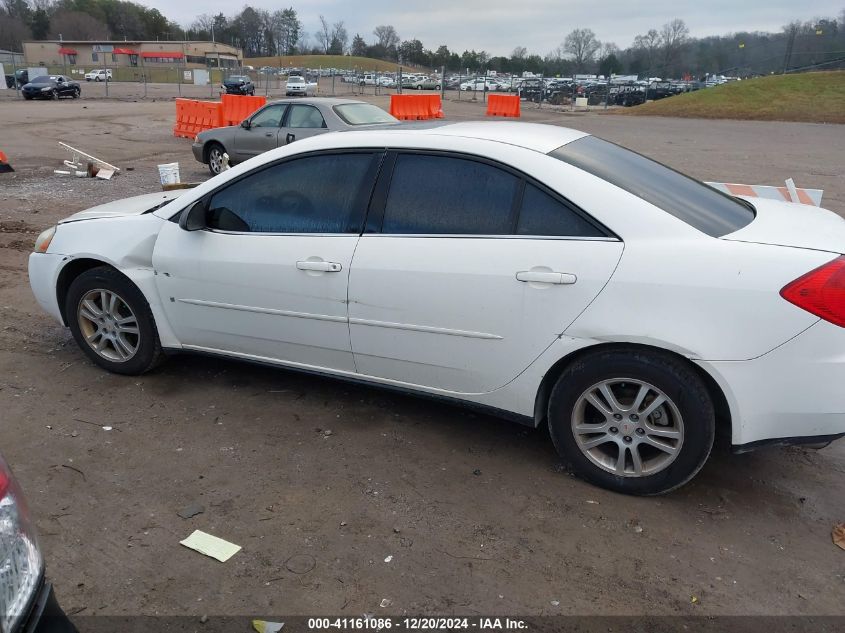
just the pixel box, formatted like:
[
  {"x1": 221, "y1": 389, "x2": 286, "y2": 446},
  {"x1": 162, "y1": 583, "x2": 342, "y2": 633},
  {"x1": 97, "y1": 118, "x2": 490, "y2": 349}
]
[
  {"x1": 152, "y1": 151, "x2": 381, "y2": 371},
  {"x1": 348, "y1": 152, "x2": 623, "y2": 394}
]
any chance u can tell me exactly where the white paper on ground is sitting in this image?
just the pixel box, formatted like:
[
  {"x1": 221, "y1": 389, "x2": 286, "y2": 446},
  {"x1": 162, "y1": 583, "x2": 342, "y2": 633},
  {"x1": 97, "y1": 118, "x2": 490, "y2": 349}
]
[{"x1": 180, "y1": 530, "x2": 241, "y2": 562}]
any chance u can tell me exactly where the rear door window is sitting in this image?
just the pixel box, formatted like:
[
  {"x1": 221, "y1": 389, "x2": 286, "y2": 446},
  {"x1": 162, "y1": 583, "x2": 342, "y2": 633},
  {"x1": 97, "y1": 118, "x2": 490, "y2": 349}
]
[
  {"x1": 381, "y1": 154, "x2": 519, "y2": 234},
  {"x1": 286, "y1": 104, "x2": 327, "y2": 129},
  {"x1": 517, "y1": 184, "x2": 605, "y2": 237}
]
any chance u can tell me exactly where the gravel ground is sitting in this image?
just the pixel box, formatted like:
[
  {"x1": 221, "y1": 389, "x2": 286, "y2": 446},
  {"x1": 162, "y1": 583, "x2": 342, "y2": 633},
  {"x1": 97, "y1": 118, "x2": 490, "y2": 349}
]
[{"x1": 1, "y1": 86, "x2": 844, "y2": 625}]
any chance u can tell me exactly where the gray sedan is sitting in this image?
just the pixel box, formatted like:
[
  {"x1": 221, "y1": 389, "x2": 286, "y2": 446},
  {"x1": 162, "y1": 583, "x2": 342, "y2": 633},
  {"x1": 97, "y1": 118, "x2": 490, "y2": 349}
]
[{"x1": 192, "y1": 98, "x2": 399, "y2": 175}]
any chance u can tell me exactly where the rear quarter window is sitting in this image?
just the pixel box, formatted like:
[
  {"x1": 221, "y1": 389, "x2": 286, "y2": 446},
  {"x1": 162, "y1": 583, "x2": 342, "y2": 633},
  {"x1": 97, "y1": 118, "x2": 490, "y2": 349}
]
[{"x1": 550, "y1": 136, "x2": 755, "y2": 237}]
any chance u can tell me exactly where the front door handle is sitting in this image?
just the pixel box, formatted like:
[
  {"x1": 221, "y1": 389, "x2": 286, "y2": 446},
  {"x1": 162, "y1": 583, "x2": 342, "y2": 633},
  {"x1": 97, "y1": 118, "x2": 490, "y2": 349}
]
[
  {"x1": 296, "y1": 260, "x2": 342, "y2": 272},
  {"x1": 286, "y1": 133, "x2": 296, "y2": 144},
  {"x1": 516, "y1": 271, "x2": 577, "y2": 284}
]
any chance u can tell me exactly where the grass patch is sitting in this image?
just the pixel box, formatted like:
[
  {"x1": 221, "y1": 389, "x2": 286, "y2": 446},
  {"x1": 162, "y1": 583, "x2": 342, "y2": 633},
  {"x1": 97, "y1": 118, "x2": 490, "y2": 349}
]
[
  {"x1": 621, "y1": 71, "x2": 845, "y2": 123},
  {"x1": 244, "y1": 55, "x2": 424, "y2": 73}
]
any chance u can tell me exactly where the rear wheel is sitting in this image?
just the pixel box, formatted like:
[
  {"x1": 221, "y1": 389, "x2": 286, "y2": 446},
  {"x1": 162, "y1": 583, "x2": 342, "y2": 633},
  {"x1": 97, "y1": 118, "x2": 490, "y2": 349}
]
[
  {"x1": 72, "y1": 88, "x2": 80, "y2": 99},
  {"x1": 65, "y1": 266, "x2": 164, "y2": 375},
  {"x1": 548, "y1": 348, "x2": 715, "y2": 495},
  {"x1": 206, "y1": 142, "x2": 226, "y2": 175}
]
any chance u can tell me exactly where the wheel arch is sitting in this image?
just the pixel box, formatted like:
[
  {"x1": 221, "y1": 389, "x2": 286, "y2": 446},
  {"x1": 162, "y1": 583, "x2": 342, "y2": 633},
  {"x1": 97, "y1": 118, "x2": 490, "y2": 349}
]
[
  {"x1": 533, "y1": 342, "x2": 732, "y2": 440},
  {"x1": 202, "y1": 139, "x2": 225, "y2": 163},
  {"x1": 56, "y1": 258, "x2": 115, "y2": 325}
]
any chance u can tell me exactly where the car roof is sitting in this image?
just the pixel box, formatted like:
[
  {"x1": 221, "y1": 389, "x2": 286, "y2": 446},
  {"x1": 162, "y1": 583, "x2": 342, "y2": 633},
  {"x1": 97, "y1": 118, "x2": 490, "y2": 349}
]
[
  {"x1": 326, "y1": 121, "x2": 589, "y2": 154},
  {"x1": 268, "y1": 97, "x2": 366, "y2": 107}
]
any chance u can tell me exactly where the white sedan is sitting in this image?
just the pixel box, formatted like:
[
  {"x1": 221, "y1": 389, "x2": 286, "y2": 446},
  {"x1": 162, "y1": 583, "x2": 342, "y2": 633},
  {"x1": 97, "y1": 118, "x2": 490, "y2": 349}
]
[{"x1": 28, "y1": 122, "x2": 845, "y2": 494}]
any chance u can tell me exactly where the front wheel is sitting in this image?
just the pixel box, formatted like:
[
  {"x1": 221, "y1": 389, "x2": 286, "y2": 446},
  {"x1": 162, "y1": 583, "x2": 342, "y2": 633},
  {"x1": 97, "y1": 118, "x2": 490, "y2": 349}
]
[
  {"x1": 548, "y1": 348, "x2": 715, "y2": 495},
  {"x1": 206, "y1": 143, "x2": 226, "y2": 175},
  {"x1": 65, "y1": 266, "x2": 164, "y2": 375}
]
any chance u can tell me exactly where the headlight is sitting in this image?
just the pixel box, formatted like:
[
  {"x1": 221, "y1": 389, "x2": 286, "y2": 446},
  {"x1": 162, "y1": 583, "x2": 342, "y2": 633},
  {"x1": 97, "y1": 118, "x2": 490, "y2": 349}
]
[
  {"x1": 33, "y1": 226, "x2": 56, "y2": 253},
  {"x1": 0, "y1": 455, "x2": 44, "y2": 633},
  {"x1": 40, "y1": 86, "x2": 52, "y2": 92}
]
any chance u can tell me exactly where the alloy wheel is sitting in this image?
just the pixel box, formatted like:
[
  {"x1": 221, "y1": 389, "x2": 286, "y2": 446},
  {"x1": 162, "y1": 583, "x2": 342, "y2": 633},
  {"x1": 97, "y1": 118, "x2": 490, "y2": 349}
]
[
  {"x1": 571, "y1": 378, "x2": 684, "y2": 477},
  {"x1": 77, "y1": 289, "x2": 140, "y2": 363},
  {"x1": 208, "y1": 147, "x2": 224, "y2": 174}
]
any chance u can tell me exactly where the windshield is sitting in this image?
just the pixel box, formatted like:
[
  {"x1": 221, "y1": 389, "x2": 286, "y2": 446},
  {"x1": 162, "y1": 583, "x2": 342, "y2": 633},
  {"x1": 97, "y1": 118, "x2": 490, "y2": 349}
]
[
  {"x1": 550, "y1": 135, "x2": 755, "y2": 237},
  {"x1": 30, "y1": 76, "x2": 55, "y2": 84},
  {"x1": 227, "y1": 76, "x2": 248, "y2": 82},
  {"x1": 333, "y1": 103, "x2": 398, "y2": 126},
  {"x1": 288, "y1": 77, "x2": 304, "y2": 83}
]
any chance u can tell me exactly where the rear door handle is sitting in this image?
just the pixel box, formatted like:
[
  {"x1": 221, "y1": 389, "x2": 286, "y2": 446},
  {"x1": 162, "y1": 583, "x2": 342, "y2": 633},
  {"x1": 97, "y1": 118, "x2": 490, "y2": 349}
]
[
  {"x1": 297, "y1": 260, "x2": 342, "y2": 272},
  {"x1": 516, "y1": 271, "x2": 577, "y2": 284}
]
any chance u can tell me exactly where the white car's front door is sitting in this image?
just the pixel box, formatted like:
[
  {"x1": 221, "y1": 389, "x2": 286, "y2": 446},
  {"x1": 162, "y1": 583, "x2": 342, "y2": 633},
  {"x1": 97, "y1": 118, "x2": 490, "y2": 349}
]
[
  {"x1": 348, "y1": 152, "x2": 624, "y2": 394},
  {"x1": 152, "y1": 151, "x2": 381, "y2": 372}
]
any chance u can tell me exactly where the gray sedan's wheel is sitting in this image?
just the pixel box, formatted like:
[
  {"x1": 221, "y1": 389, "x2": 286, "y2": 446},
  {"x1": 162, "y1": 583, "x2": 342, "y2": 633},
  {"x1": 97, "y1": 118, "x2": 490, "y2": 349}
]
[
  {"x1": 548, "y1": 347, "x2": 714, "y2": 495},
  {"x1": 207, "y1": 143, "x2": 226, "y2": 175},
  {"x1": 66, "y1": 266, "x2": 164, "y2": 375}
]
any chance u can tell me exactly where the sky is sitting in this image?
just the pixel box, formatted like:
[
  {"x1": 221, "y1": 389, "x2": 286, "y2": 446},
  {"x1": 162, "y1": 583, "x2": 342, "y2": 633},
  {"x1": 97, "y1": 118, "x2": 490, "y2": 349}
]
[{"x1": 143, "y1": 0, "x2": 844, "y2": 56}]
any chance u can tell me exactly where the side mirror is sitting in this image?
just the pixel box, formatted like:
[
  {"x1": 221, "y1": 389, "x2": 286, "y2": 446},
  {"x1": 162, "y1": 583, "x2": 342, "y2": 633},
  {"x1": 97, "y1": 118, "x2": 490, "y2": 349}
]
[
  {"x1": 179, "y1": 199, "x2": 207, "y2": 231},
  {"x1": 240, "y1": 119, "x2": 251, "y2": 129}
]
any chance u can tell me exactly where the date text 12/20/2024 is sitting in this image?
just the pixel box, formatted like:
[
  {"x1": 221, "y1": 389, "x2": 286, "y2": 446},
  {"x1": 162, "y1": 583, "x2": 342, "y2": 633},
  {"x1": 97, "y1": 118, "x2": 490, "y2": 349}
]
[{"x1": 307, "y1": 617, "x2": 529, "y2": 630}]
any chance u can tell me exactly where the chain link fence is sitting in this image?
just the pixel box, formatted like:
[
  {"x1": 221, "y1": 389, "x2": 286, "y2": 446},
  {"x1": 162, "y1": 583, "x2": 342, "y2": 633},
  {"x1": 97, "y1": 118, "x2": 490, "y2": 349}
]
[{"x1": 3, "y1": 59, "x2": 693, "y2": 113}]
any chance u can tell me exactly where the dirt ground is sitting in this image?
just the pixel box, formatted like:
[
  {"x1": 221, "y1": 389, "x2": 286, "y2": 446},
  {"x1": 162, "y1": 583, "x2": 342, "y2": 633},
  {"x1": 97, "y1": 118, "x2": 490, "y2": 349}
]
[{"x1": 1, "y1": 84, "x2": 844, "y2": 623}]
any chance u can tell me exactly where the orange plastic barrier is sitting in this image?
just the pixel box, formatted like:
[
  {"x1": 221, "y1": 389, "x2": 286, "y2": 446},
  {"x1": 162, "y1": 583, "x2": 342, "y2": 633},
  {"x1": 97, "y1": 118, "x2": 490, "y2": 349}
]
[
  {"x1": 173, "y1": 99, "x2": 223, "y2": 138},
  {"x1": 0, "y1": 149, "x2": 12, "y2": 173},
  {"x1": 486, "y1": 94, "x2": 520, "y2": 117},
  {"x1": 220, "y1": 94, "x2": 267, "y2": 127},
  {"x1": 390, "y1": 94, "x2": 444, "y2": 120}
]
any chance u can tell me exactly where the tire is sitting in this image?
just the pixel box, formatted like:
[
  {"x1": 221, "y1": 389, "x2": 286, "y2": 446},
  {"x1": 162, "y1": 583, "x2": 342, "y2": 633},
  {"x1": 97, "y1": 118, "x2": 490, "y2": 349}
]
[
  {"x1": 65, "y1": 266, "x2": 164, "y2": 376},
  {"x1": 206, "y1": 142, "x2": 226, "y2": 176},
  {"x1": 24, "y1": 95, "x2": 32, "y2": 100},
  {"x1": 547, "y1": 347, "x2": 715, "y2": 495},
  {"x1": 51, "y1": 89, "x2": 58, "y2": 100},
  {"x1": 72, "y1": 89, "x2": 80, "y2": 99},
  {"x1": 95, "y1": 77, "x2": 101, "y2": 82},
  {"x1": 435, "y1": 85, "x2": 441, "y2": 90}
]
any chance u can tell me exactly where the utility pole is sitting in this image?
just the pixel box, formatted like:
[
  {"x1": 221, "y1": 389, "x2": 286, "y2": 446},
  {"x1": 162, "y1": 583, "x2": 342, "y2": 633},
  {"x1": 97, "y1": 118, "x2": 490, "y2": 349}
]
[{"x1": 782, "y1": 27, "x2": 797, "y2": 74}]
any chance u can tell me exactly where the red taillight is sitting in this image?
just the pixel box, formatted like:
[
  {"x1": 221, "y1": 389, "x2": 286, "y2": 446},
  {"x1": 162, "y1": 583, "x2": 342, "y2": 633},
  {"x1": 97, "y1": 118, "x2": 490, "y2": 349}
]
[
  {"x1": 780, "y1": 255, "x2": 845, "y2": 328},
  {"x1": 0, "y1": 462, "x2": 9, "y2": 499}
]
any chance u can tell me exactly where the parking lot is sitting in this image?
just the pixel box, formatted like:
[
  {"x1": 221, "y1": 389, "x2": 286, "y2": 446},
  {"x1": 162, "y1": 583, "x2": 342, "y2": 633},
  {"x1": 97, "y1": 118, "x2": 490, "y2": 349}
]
[{"x1": 1, "y1": 86, "x2": 844, "y2": 621}]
